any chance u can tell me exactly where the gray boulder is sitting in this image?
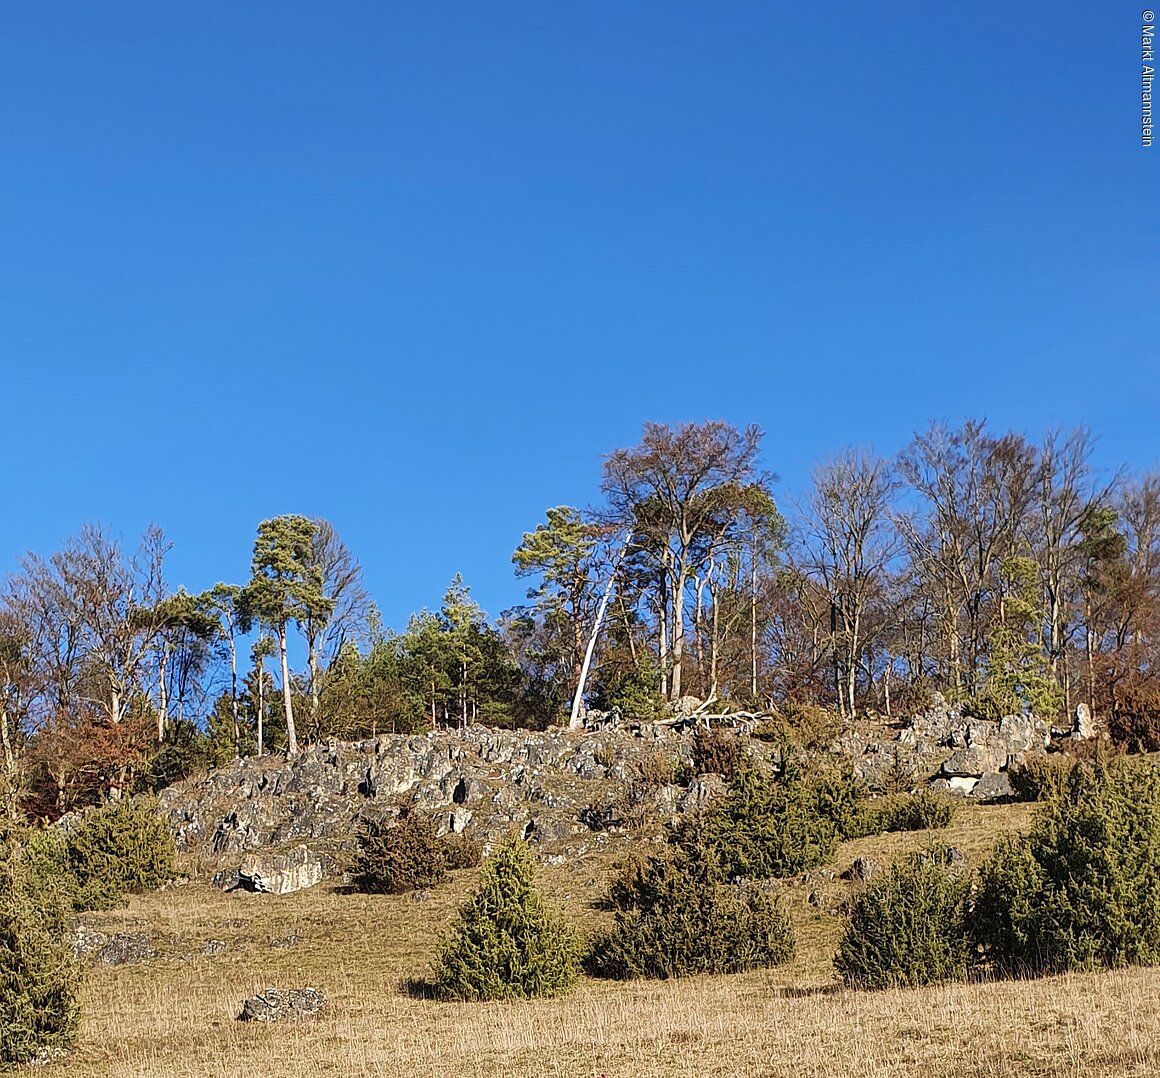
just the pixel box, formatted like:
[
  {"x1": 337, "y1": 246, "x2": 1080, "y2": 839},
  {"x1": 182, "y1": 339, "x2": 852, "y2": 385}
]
[
  {"x1": 216, "y1": 845, "x2": 326, "y2": 895},
  {"x1": 931, "y1": 775, "x2": 979, "y2": 796},
  {"x1": 237, "y1": 987, "x2": 327, "y2": 1022},
  {"x1": 942, "y1": 744, "x2": 1000, "y2": 778},
  {"x1": 971, "y1": 771, "x2": 1014, "y2": 802},
  {"x1": 840, "y1": 857, "x2": 880, "y2": 883},
  {"x1": 95, "y1": 932, "x2": 155, "y2": 966}
]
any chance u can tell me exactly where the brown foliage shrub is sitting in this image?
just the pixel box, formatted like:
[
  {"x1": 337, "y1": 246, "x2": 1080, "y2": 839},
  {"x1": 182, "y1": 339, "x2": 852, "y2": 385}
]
[
  {"x1": 634, "y1": 751, "x2": 677, "y2": 789},
  {"x1": 689, "y1": 728, "x2": 743, "y2": 779},
  {"x1": 352, "y1": 812, "x2": 448, "y2": 894},
  {"x1": 443, "y1": 832, "x2": 483, "y2": 870},
  {"x1": 1109, "y1": 681, "x2": 1160, "y2": 753}
]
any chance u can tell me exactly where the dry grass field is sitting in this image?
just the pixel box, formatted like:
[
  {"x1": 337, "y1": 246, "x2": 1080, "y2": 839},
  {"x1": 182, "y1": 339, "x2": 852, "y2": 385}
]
[{"x1": 45, "y1": 801, "x2": 1160, "y2": 1078}]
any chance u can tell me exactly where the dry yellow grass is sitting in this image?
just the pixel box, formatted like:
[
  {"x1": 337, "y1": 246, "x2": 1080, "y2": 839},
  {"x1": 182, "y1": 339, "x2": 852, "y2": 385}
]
[{"x1": 44, "y1": 801, "x2": 1160, "y2": 1078}]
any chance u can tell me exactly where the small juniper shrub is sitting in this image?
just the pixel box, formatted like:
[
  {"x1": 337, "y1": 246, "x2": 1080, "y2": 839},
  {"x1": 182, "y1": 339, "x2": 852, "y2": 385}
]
[
  {"x1": 587, "y1": 842, "x2": 795, "y2": 980},
  {"x1": 834, "y1": 846, "x2": 971, "y2": 990},
  {"x1": 672, "y1": 756, "x2": 838, "y2": 880},
  {"x1": 971, "y1": 754, "x2": 1160, "y2": 976},
  {"x1": 811, "y1": 763, "x2": 876, "y2": 839},
  {"x1": 431, "y1": 837, "x2": 579, "y2": 1001},
  {"x1": 599, "y1": 849, "x2": 653, "y2": 911},
  {"x1": 1007, "y1": 753, "x2": 1075, "y2": 803},
  {"x1": 20, "y1": 828, "x2": 76, "y2": 909},
  {"x1": 0, "y1": 830, "x2": 79, "y2": 1066},
  {"x1": 809, "y1": 768, "x2": 955, "y2": 841},
  {"x1": 876, "y1": 790, "x2": 957, "y2": 833},
  {"x1": 770, "y1": 702, "x2": 844, "y2": 757},
  {"x1": 353, "y1": 811, "x2": 449, "y2": 894},
  {"x1": 65, "y1": 796, "x2": 175, "y2": 911}
]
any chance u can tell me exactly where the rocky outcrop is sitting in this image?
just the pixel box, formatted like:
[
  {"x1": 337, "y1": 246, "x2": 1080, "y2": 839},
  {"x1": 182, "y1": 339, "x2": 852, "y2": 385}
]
[
  {"x1": 1072, "y1": 702, "x2": 1095, "y2": 740},
  {"x1": 237, "y1": 987, "x2": 327, "y2": 1023},
  {"x1": 159, "y1": 722, "x2": 753, "y2": 884},
  {"x1": 845, "y1": 695, "x2": 1051, "y2": 800},
  {"x1": 157, "y1": 702, "x2": 1061, "y2": 887}
]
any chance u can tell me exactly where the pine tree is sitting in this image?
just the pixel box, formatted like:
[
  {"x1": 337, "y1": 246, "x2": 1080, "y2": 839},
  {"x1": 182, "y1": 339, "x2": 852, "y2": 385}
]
[
  {"x1": 431, "y1": 838, "x2": 579, "y2": 1001},
  {"x1": 240, "y1": 516, "x2": 333, "y2": 756}
]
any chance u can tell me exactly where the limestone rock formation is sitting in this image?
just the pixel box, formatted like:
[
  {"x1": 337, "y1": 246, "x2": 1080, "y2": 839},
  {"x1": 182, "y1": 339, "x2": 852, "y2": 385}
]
[
  {"x1": 1072, "y1": 702, "x2": 1095, "y2": 740},
  {"x1": 217, "y1": 845, "x2": 328, "y2": 895}
]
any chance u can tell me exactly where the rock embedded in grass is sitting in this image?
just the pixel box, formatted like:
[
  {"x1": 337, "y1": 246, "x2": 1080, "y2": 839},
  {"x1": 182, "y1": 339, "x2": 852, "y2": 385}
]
[
  {"x1": 237, "y1": 987, "x2": 327, "y2": 1023},
  {"x1": 841, "y1": 857, "x2": 880, "y2": 883},
  {"x1": 71, "y1": 929, "x2": 156, "y2": 966}
]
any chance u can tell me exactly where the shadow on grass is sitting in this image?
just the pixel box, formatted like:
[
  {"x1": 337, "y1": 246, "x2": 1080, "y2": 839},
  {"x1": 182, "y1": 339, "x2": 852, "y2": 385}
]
[
  {"x1": 770, "y1": 983, "x2": 843, "y2": 999},
  {"x1": 400, "y1": 976, "x2": 443, "y2": 1000}
]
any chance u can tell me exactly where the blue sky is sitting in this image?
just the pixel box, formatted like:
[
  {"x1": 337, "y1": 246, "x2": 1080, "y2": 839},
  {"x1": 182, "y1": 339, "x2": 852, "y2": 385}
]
[{"x1": 1, "y1": 3, "x2": 1155, "y2": 628}]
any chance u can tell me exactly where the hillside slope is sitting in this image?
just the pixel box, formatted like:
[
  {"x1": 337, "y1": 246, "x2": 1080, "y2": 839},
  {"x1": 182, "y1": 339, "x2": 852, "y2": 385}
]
[{"x1": 48, "y1": 799, "x2": 1160, "y2": 1078}]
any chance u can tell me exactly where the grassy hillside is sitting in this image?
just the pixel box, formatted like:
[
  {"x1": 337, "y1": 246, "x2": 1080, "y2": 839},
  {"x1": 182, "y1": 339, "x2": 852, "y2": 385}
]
[{"x1": 48, "y1": 801, "x2": 1160, "y2": 1078}]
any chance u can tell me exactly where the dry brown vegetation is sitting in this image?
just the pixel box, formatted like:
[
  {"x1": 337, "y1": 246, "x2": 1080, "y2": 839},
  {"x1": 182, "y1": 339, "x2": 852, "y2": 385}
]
[{"x1": 45, "y1": 801, "x2": 1160, "y2": 1078}]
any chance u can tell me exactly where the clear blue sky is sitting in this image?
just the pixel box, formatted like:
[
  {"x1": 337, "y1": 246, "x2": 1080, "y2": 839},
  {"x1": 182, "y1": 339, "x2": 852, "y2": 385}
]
[{"x1": 1, "y1": 3, "x2": 1155, "y2": 629}]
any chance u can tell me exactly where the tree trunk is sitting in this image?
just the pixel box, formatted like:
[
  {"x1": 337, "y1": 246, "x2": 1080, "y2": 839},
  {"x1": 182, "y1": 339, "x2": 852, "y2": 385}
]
[
  {"x1": 750, "y1": 549, "x2": 759, "y2": 700},
  {"x1": 846, "y1": 608, "x2": 861, "y2": 718},
  {"x1": 710, "y1": 581, "x2": 720, "y2": 699},
  {"x1": 831, "y1": 601, "x2": 844, "y2": 717},
  {"x1": 308, "y1": 629, "x2": 320, "y2": 739},
  {"x1": 570, "y1": 591, "x2": 586, "y2": 699},
  {"x1": 1085, "y1": 592, "x2": 1096, "y2": 719},
  {"x1": 1, "y1": 707, "x2": 14, "y2": 777},
  {"x1": 157, "y1": 646, "x2": 168, "y2": 743},
  {"x1": 256, "y1": 660, "x2": 265, "y2": 757},
  {"x1": 570, "y1": 530, "x2": 632, "y2": 731},
  {"x1": 0, "y1": 706, "x2": 15, "y2": 820},
  {"x1": 279, "y1": 622, "x2": 298, "y2": 756},
  {"x1": 658, "y1": 565, "x2": 669, "y2": 699},
  {"x1": 461, "y1": 657, "x2": 467, "y2": 730},
  {"x1": 619, "y1": 593, "x2": 638, "y2": 665},
  {"x1": 693, "y1": 572, "x2": 707, "y2": 677},
  {"x1": 670, "y1": 563, "x2": 688, "y2": 701},
  {"x1": 228, "y1": 637, "x2": 240, "y2": 753}
]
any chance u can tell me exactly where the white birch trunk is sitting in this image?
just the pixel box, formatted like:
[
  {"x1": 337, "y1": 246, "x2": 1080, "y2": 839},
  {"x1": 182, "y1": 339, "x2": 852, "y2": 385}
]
[
  {"x1": 279, "y1": 623, "x2": 298, "y2": 756},
  {"x1": 570, "y1": 530, "x2": 633, "y2": 731}
]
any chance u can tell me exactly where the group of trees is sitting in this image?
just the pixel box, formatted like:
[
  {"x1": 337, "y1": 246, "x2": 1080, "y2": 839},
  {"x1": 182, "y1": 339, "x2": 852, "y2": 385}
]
[
  {"x1": 516, "y1": 420, "x2": 1158, "y2": 741},
  {"x1": 1, "y1": 418, "x2": 1157, "y2": 820}
]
